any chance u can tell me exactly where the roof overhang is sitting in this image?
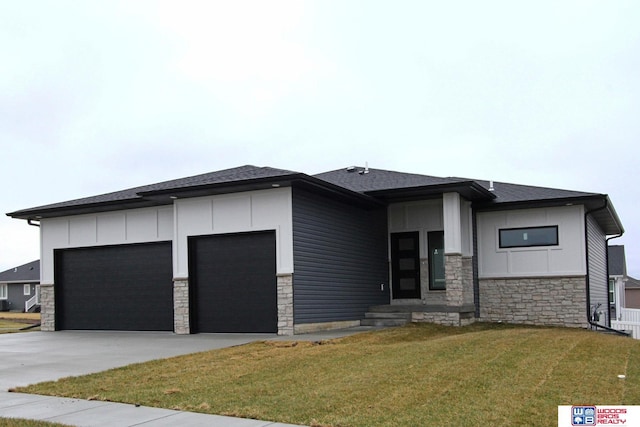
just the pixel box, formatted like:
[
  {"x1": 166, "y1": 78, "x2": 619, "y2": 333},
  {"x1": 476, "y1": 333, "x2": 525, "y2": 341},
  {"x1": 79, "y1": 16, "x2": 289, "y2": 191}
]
[
  {"x1": 138, "y1": 173, "x2": 383, "y2": 208},
  {"x1": 364, "y1": 181, "x2": 496, "y2": 203},
  {"x1": 7, "y1": 173, "x2": 384, "y2": 220},
  {"x1": 0, "y1": 280, "x2": 39, "y2": 284},
  {"x1": 474, "y1": 194, "x2": 624, "y2": 236},
  {"x1": 6, "y1": 199, "x2": 169, "y2": 220}
]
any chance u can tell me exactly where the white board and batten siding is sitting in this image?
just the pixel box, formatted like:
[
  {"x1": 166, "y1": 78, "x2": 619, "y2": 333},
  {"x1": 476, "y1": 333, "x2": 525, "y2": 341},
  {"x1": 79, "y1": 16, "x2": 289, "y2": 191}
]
[
  {"x1": 476, "y1": 205, "x2": 586, "y2": 278},
  {"x1": 40, "y1": 206, "x2": 174, "y2": 283},
  {"x1": 388, "y1": 197, "x2": 473, "y2": 257},
  {"x1": 39, "y1": 187, "x2": 295, "y2": 283},
  {"x1": 173, "y1": 187, "x2": 293, "y2": 277}
]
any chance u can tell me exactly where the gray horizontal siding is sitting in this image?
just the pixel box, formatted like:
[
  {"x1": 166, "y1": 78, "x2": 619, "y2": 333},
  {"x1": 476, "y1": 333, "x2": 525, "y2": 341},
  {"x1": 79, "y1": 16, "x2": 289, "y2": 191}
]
[
  {"x1": 3, "y1": 283, "x2": 37, "y2": 312},
  {"x1": 292, "y1": 187, "x2": 389, "y2": 324},
  {"x1": 587, "y1": 214, "x2": 608, "y2": 325}
]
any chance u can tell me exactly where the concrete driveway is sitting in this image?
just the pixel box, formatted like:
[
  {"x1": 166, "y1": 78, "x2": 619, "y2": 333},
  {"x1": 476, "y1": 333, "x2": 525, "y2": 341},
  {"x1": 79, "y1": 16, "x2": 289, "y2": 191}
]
[
  {"x1": 0, "y1": 328, "x2": 375, "y2": 391},
  {"x1": 0, "y1": 328, "x2": 375, "y2": 426},
  {"x1": 0, "y1": 330, "x2": 280, "y2": 391}
]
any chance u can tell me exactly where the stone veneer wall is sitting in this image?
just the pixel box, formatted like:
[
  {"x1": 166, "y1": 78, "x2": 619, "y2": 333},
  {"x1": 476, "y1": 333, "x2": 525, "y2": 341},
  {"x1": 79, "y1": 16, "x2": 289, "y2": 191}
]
[
  {"x1": 277, "y1": 274, "x2": 294, "y2": 336},
  {"x1": 462, "y1": 257, "x2": 473, "y2": 306},
  {"x1": 40, "y1": 283, "x2": 55, "y2": 331},
  {"x1": 479, "y1": 276, "x2": 588, "y2": 328},
  {"x1": 445, "y1": 254, "x2": 463, "y2": 306},
  {"x1": 412, "y1": 311, "x2": 475, "y2": 326},
  {"x1": 173, "y1": 278, "x2": 189, "y2": 334},
  {"x1": 445, "y1": 254, "x2": 474, "y2": 307},
  {"x1": 409, "y1": 254, "x2": 476, "y2": 327}
]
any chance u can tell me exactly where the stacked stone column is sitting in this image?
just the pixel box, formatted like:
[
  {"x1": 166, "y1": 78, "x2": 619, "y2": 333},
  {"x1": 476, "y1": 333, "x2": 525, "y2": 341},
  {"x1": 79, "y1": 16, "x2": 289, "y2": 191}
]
[
  {"x1": 39, "y1": 283, "x2": 55, "y2": 331},
  {"x1": 277, "y1": 274, "x2": 294, "y2": 336},
  {"x1": 173, "y1": 278, "x2": 190, "y2": 334}
]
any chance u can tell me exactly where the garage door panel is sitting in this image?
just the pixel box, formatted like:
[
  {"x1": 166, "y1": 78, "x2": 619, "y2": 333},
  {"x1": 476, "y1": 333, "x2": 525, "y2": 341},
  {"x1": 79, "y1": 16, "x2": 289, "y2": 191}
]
[
  {"x1": 190, "y1": 231, "x2": 277, "y2": 333},
  {"x1": 55, "y1": 242, "x2": 173, "y2": 331}
]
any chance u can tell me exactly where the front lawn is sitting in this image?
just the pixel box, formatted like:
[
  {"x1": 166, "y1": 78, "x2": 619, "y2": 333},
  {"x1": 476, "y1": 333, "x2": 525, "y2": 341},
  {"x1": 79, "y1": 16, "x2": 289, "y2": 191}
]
[
  {"x1": 0, "y1": 419, "x2": 70, "y2": 427},
  {"x1": 15, "y1": 323, "x2": 640, "y2": 427}
]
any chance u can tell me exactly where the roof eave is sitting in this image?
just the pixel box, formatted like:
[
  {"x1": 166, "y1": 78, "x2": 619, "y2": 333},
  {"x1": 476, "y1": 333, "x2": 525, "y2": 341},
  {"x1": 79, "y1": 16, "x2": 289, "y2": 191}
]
[
  {"x1": 474, "y1": 194, "x2": 625, "y2": 236},
  {"x1": 136, "y1": 173, "x2": 306, "y2": 200},
  {"x1": 364, "y1": 181, "x2": 496, "y2": 202},
  {"x1": 0, "y1": 279, "x2": 40, "y2": 284},
  {"x1": 7, "y1": 198, "x2": 169, "y2": 220},
  {"x1": 7, "y1": 172, "x2": 385, "y2": 220}
]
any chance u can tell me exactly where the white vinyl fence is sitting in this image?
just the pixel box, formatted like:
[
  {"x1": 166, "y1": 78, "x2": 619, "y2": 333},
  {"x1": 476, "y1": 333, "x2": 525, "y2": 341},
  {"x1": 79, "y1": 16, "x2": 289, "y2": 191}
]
[{"x1": 612, "y1": 308, "x2": 640, "y2": 339}]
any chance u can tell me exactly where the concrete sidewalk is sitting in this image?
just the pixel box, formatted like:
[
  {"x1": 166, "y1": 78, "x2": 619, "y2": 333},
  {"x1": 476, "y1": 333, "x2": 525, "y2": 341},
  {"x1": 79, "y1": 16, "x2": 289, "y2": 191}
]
[
  {"x1": 0, "y1": 391, "x2": 302, "y2": 426},
  {"x1": 0, "y1": 327, "x2": 379, "y2": 426}
]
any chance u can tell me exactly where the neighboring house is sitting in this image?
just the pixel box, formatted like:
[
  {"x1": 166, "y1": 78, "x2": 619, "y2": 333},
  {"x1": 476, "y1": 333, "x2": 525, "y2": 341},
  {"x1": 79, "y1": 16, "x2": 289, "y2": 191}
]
[
  {"x1": 608, "y1": 245, "x2": 627, "y2": 320},
  {"x1": 0, "y1": 260, "x2": 40, "y2": 312},
  {"x1": 625, "y1": 276, "x2": 640, "y2": 309},
  {"x1": 6, "y1": 165, "x2": 624, "y2": 335}
]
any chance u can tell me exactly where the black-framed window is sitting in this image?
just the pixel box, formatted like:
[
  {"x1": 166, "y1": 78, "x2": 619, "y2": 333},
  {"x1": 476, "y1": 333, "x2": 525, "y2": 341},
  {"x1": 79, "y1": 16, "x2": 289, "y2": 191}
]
[
  {"x1": 499, "y1": 226, "x2": 558, "y2": 249},
  {"x1": 428, "y1": 231, "x2": 445, "y2": 290}
]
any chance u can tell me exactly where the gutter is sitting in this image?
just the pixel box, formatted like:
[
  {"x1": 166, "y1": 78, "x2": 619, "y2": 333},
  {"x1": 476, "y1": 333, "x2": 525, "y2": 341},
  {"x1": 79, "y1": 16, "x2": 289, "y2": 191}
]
[
  {"x1": 27, "y1": 219, "x2": 40, "y2": 227},
  {"x1": 584, "y1": 197, "x2": 628, "y2": 336}
]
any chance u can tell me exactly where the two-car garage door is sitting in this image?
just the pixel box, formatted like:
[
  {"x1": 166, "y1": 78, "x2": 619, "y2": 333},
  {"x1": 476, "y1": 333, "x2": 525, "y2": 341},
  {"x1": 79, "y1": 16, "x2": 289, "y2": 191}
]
[{"x1": 54, "y1": 231, "x2": 277, "y2": 333}]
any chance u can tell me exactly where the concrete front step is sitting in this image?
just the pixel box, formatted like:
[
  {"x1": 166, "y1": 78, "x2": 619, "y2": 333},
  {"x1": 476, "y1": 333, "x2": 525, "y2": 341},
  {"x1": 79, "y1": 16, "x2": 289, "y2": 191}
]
[
  {"x1": 361, "y1": 311, "x2": 412, "y2": 327},
  {"x1": 360, "y1": 318, "x2": 408, "y2": 327},
  {"x1": 364, "y1": 312, "x2": 412, "y2": 320}
]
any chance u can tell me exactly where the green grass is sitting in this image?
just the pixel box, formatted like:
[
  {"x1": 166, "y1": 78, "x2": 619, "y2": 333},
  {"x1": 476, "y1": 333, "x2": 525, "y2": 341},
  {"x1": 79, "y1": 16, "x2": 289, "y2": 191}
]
[
  {"x1": 16, "y1": 323, "x2": 640, "y2": 427},
  {"x1": 0, "y1": 419, "x2": 71, "y2": 427}
]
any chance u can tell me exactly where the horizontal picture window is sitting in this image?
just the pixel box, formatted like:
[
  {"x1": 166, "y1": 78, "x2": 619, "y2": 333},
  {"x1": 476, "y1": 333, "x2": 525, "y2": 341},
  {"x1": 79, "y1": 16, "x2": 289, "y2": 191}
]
[{"x1": 499, "y1": 226, "x2": 558, "y2": 249}]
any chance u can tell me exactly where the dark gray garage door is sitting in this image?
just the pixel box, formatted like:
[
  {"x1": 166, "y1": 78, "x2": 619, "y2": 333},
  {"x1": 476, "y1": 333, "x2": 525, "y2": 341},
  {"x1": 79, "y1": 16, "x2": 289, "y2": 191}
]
[
  {"x1": 54, "y1": 242, "x2": 173, "y2": 331},
  {"x1": 189, "y1": 231, "x2": 277, "y2": 333}
]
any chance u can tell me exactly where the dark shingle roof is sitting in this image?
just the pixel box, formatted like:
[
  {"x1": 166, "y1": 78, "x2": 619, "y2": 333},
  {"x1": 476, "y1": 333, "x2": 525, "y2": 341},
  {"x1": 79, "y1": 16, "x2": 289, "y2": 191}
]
[
  {"x1": 7, "y1": 164, "x2": 624, "y2": 235},
  {"x1": 314, "y1": 167, "x2": 599, "y2": 203},
  {"x1": 313, "y1": 167, "x2": 467, "y2": 193},
  {"x1": 608, "y1": 245, "x2": 627, "y2": 276},
  {"x1": 313, "y1": 167, "x2": 494, "y2": 201},
  {"x1": 8, "y1": 165, "x2": 301, "y2": 219},
  {"x1": 468, "y1": 180, "x2": 599, "y2": 204},
  {"x1": 0, "y1": 260, "x2": 40, "y2": 283},
  {"x1": 136, "y1": 165, "x2": 300, "y2": 194}
]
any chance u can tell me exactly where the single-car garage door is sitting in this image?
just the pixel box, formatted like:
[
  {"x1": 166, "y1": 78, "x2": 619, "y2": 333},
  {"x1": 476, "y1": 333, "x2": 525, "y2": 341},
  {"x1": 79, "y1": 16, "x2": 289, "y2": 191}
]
[
  {"x1": 189, "y1": 231, "x2": 277, "y2": 333},
  {"x1": 54, "y1": 242, "x2": 173, "y2": 331}
]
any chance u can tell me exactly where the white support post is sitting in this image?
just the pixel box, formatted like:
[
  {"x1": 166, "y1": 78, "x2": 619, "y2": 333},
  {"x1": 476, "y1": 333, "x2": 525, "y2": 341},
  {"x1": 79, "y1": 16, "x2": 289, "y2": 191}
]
[{"x1": 443, "y1": 192, "x2": 462, "y2": 255}]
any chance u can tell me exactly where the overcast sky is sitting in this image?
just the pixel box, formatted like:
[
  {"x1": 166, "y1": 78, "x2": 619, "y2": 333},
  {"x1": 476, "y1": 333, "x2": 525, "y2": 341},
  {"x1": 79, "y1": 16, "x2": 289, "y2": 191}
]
[{"x1": 1, "y1": 1, "x2": 639, "y2": 276}]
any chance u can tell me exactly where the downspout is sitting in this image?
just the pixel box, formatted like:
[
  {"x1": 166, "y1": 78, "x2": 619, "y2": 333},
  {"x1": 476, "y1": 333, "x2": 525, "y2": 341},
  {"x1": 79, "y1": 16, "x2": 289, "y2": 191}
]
[
  {"x1": 584, "y1": 198, "x2": 628, "y2": 336},
  {"x1": 25, "y1": 217, "x2": 43, "y2": 327}
]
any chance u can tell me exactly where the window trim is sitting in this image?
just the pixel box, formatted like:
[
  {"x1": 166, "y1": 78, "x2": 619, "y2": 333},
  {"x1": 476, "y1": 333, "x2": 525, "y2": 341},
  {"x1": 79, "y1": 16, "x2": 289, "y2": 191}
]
[
  {"x1": 609, "y1": 279, "x2": 616, "y2": 305},
  {"x1": 0, "y1": 283, "x2": 7, "y2": 300},
  {"x1": 24, "y1": 284, "x2": 31, "y2": 296},
  {"x1": 498, "y1": 226, "x2": 559, "y2": 249}
]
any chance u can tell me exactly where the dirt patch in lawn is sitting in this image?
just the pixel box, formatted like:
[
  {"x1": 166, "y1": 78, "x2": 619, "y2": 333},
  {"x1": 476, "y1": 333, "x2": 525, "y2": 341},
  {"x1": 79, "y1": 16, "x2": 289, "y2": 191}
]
[{"x1": 0, "y1": 313, "x2": 40, "y2": 333}]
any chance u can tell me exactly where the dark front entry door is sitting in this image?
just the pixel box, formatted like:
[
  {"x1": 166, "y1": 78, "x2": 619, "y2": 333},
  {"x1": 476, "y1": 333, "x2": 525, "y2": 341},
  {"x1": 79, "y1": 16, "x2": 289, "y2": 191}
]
[{"x1": 391, "y1": 232, "x2": 421, "y2": 299}]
